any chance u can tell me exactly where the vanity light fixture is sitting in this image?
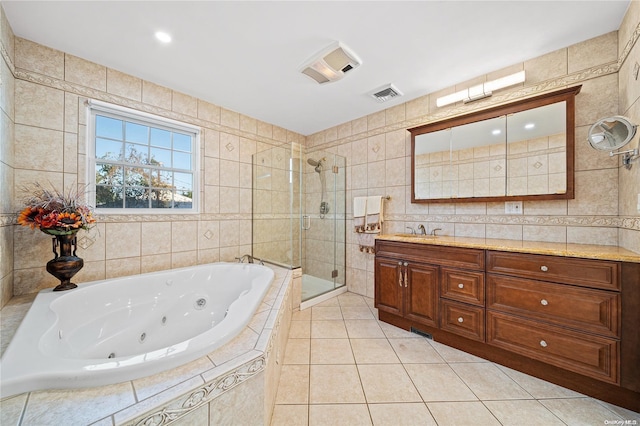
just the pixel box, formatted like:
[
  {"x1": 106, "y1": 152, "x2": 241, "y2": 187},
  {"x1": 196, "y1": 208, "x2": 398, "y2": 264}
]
[
  {"x1": 492, "y1": 129, "x2": 501, "y2": 135},
  {"x1": 524, "y1": 123, "x2": 535, "y2": 129},
  {"x1": 436, "y1": 71, "x2": 526, "y2": 107},
  {"x1": 155, "y1": 31, "x2": 172, "y2": 43}
]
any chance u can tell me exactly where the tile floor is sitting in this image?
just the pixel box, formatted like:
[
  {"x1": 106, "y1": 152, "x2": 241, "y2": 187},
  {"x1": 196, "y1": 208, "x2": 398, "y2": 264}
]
[{"x1": 271, "y1": 292, "x2": 640, "y2": 426}]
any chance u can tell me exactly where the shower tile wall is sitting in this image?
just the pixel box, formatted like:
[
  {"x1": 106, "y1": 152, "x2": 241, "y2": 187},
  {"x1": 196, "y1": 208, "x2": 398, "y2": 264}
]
[
  {"x1": 1, "y1": 16, "x2": 305, "y2": 298},
  {"x1": 0, "y1": 6, "x2": 16, "y2": 308},
  {"x1": 306, "y1": 22, "x2": 639, "y2": 298}
]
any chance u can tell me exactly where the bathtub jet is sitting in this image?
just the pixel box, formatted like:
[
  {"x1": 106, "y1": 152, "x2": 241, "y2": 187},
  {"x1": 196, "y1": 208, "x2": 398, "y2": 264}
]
[{"x1": 0, "y1": 262, "x2": 274, "y2": 398}]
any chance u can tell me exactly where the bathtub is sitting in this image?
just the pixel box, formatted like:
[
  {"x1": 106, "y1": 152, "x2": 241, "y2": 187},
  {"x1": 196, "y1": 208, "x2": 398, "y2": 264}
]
[{"x1": 0, "y1": 262, "x2": 274, "y2": 398}]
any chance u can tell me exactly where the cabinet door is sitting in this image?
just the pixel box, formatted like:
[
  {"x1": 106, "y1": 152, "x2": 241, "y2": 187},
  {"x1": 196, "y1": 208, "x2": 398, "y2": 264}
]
[
  {"x1": 375, "y1": 258, "x2": 403, "y2": 316},
  {"x1": 405, "y1": 263, "x2": 439, "y2": 327}
]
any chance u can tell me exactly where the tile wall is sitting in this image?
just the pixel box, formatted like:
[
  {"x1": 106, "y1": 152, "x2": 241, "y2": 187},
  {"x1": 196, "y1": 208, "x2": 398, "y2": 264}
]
[
  {"x1": 0, "y1": 6, "x2": 15, "y2": 308},
  {"x1": 0, "y1": 4, "x2": 305, "y2": 301},
  {"x1": 306, "y1": 17, "x2": 639, "y2": 297},
  {"x1": 1, "y1": 3, "x2": 638, "y2": 305}
]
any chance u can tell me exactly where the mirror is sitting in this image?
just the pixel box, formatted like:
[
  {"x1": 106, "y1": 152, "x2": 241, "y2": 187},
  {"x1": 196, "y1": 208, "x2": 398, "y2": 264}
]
[
  {"x1": 587, "y1": 116, "x2": 638, "y2": 169},
  {"x1": 410, "y1": 86, "x2": 581, "y2": 203}
]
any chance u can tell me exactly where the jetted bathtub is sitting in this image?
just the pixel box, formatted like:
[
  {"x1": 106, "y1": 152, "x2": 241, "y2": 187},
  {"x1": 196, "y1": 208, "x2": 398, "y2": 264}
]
[{"x1": 0, "y1": 262, "x2": 274, "y2": 398}]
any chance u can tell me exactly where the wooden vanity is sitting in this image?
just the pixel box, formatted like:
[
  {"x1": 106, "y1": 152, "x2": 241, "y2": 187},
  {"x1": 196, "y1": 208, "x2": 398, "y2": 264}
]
[{"x1": 374, "y1": 235, "x2": 640, "y2": 412}]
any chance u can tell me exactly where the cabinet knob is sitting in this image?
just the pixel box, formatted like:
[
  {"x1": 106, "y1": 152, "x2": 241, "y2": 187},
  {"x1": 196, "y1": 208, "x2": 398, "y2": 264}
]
[
  {"x1": 540, "y1": 299, "x2": 548, "y2": 306},
  {"x1": 457, "y1": 317, "x2": 464, "y2": 323},
  {"x1": 540, "y1": 265, "x2": 548, "y2": 272},
  {"x1": 398, "y1": 261, "x2": 403, "y2": 266},
  {"x1": 403, "y1": 262, "x2": 409, "y2": 267},
  {"x1": 540, "y1": 340, "x2": 548, "y2": 348},
  {"x1": 458, "y1": 283, "x2": 464, "y2": 289}
]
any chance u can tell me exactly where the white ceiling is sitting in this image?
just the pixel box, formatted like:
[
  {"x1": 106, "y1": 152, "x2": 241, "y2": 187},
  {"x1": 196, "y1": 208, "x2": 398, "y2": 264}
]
[{"x1": 3, "y1": 1, "x2": 630, "y2": 136}]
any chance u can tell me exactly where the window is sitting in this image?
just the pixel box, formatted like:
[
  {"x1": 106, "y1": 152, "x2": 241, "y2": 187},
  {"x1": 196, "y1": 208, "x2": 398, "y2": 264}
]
[{"x1": 87, "y1": 100, "x2": 200, "y2": 213}]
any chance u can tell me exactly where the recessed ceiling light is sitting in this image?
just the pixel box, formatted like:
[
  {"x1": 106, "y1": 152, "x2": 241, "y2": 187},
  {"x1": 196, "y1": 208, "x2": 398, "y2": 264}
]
[
  {"x1": 492, "y1": 129, "x2": 501, "y2": 135},
  {"x1": 155, "y1": 31, "x2": 172, "y2": 43},
  {"x1": 525, "y1": 123, "x2": 535, "y2": 129}
]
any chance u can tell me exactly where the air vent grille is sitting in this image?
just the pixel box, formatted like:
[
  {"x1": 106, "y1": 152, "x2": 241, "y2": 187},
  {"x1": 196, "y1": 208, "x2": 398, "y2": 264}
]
[{"x1": 370, "y1": 84, "x2": 403, "y2": 102}]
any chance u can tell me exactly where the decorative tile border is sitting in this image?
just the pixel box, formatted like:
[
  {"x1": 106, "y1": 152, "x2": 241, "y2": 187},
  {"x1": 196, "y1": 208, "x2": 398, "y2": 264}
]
[{"x1": 130, "y1": 356, "x2": 266, "y2": 426}]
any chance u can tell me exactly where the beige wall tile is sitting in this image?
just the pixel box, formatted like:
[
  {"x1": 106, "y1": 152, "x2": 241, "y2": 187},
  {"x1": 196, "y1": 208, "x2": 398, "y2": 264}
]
[
  {"x1": 14, "y1": 125, "x2": 64, "y2": 171},
  {"x1": 568, "y1": 168, "x2": 618, "y2": 215},
  {"x1": 574, "y1": 73, "x2": 618, "y2": 128},
  {"x1": 385, "y1": 103, "x2": 405, "y2": 125},
  {"x1": 105, "y1": 222, "x2": 141, "y2": 259},
  {"x1": 406, "y1": 94, "x2": 430, "y2": 120},
  {"x1": 221, "y1": 108, "x2": 240, "y2": 129},
  {"x1": 142, "y1": 81, "x2": 172, "y2": 109},
  {"x1": 141, "y1": 222, "x2": 171, "y2": 255},
  {"x1": 524, "y1": 49, "x2": 567, "y2": 85},
  {"x1": 239, "y1": 114, "x2": 257, "y2": 134},
  {"x1": 618, "y1": 35, "x2": 640, "y2": 116},
  {"x1": 1, "y1": 3, "x2": 15, "y2": 65},
  {"x1": 172, "y1": 91, "x2": 197, "y2": 116},
  {"x1": 106, "y1": 257, "x2": 140, "y2": 278},
  {"x1": 172, "y1": 221, "x2": 197, "y2": 252},
  {"x1": 523, "y1": 225, "x2": 566, "y2": 243},
  {"x1": 15, "y1": 37, "x2": 64, "y2": 78},
  {"x1": 367, "y1": 110, "x2": 385, "y2": 130},
  {"x1": 106, "y1": 68, "x2": 142, "y2": 101},
  {"x1": 352, "y1": 116, "x2": 368, "y2": 135},
  {"x1": 15, "y1": 80, "x2": 64, "y2": 130},
  {"x1": 568, "y1": 31, "x2": 618, "y2": 74},
  {"x1": 65, "y1": 54, "x2": 106, "y2": 91},
  {"x1": 220, "y1": 132, "x2": 240, "y2": 161},
  {"x1": 567, "y1": 226, "x2": 618, "y2": 246}
]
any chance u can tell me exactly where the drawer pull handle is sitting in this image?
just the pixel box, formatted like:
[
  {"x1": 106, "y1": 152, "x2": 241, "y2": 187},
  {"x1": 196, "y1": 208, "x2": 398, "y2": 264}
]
[
  {"x1": 458, "y1": 283, "x2": 464, "y2": 289},
  {"x1": 540, "y1": 299, "x2": 548, "y2": 306},
  {"x1": 540, "y1": 265, "x2": 548, "y2": 272},
  {"x1": 540, "y1": 340, "x2": 548, "y2": 348},
  {"x1": 457, "y1": 317, "x2": 464, "y2": 323}
]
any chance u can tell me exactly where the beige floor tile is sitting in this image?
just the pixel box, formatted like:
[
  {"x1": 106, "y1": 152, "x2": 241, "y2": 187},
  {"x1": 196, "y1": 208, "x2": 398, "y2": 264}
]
[
  {"x1": 308, "y1": 404, "x2": 371, "y2": 426},
  {"x1": 377, "y1": 321, "x2": 420, "y2": 339},
  {"x1": 341, "y1": 306, "x2": 375, "y2": 320},
  {"x1": 270, "y1": 404, "x2": 308, "y2": 426},
  {"x1": 350, "y1": 338, "x2": 400, "y2": 364},
  {"x1": 275, "y1": 365, "x2": 309, "y2": 404},
  {"x1": 597, "y1": 400, "x2": 640, "y2": 420},
  {"x1": 496, "y1": 365, "x2": 584, "y2": 399},
  {"x1": 428, "y1": 339, "x2": 489, "y2": 363},
  {"x1": 484, "y1": 399, "x2": 565, "y2": 425},
  {"x1": 288, "y1": 320, "x2": 311, "y2": 338},
  {"x1": 284, "y1": 338, "x2": 310, "y2": 365},
  {"x1": 312, "y1": 306, "x2": 343, "y2": 320},
  {"x1": 388, "y1": 338, "x2": 444, "y2": 364},
  {"x1": 364, "y1": 296, "x2": 375, "y2": 307},
  {"x1": 450, "y1": 362, "x2": 532, "y2": 400},
  {"x1": 313, "y1": 298, "x2": 340, "y2": 307},
  {"x1": 309, "y1": 364, "x2": 366, "y2": 403},
  {"x1": 404, "y1": 363, "x2": 477, "y2": 402},
  {"x1": 427, "y1": 401, "x2": 502, "y2": 426},
  {"x1": 540, "y1": 398, "x2": 628, "y2": 425},
  {"x1": 345, "y1": 319, "x2": 386, "y2": 338},
  {"x1": 311, "y1": 320, "x2": 348, "y2": 338},
  {"x1": 310, "y1": 338, "x2": 355, "y2": 364},
  {"x1": 368, "y1": 402, "x2": 437, "y2": 426},
  {"x1": 338, "y1": 293, "x2": 369, "y2": 307},
  {"x1": 357, "y1": 364, "x2": 422, "y2": 403},
  {"x1": 292, "y1": 309, "x2": 311, "y2": 321}
]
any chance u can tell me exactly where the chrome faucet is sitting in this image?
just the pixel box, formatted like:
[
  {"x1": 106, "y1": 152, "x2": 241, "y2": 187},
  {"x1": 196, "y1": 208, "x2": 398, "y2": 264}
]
[
  {"x1": 431, "y1": 228, "x2": 442, "y2": 236},
  {"x1": 235, "y1": 254, "x2": 264, "y2": 265},
  {"x1": 417, "y1": 224, "x2": 427, "y2": 235},
  {"x1": 406, "y1": 226, "x2": 416, "y2": 235}
]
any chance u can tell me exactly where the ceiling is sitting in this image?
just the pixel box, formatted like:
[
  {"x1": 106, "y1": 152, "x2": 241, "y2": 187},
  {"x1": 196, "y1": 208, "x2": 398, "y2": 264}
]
[{"x1": 3, "y1": 1, "x2": 630, "y2": 136}]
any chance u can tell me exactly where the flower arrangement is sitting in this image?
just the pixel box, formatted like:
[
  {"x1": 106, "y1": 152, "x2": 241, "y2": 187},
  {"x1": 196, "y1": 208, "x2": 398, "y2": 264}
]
[{"x1": 17, "y1": 183, "x2": 96, "y2": 236}]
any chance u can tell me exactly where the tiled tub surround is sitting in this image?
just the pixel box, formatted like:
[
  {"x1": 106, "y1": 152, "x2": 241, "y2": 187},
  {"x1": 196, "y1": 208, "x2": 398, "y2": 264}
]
[{"x1": 0, "y1": 264, "x2": 293, "y2": 426}]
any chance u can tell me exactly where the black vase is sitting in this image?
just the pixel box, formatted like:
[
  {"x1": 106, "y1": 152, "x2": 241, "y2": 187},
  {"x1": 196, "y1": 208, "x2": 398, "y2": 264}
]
[{"x1": 46, "y1": 233, "x2": 83, "y2": 291}]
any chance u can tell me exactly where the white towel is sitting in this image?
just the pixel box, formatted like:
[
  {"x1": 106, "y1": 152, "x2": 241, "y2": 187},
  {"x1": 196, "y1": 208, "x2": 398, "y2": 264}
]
[
  {"x1": 366, "y1": 196, "x2": 384, "y2": 231},
  {"x1": 353, "y1": 196, "x2": 367, "y2": 217}
]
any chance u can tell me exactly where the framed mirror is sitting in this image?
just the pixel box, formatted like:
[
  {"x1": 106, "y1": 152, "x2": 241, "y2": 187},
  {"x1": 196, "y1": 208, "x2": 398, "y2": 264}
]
[{"x1": 410, "y1": 85, "x2": 581, "y2": 203}]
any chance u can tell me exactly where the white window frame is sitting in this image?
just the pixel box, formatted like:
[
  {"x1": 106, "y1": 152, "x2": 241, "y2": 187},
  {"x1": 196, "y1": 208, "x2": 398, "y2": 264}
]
[{"x1": 86, "y1": 100, "x2": 201, "y2": 214}]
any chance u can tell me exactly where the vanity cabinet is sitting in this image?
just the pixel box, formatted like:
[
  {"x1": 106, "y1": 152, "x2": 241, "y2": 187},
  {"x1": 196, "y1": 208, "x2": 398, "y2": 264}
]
[{"x1": 374, "y1": 238, "x2": 640, "y2": 412}]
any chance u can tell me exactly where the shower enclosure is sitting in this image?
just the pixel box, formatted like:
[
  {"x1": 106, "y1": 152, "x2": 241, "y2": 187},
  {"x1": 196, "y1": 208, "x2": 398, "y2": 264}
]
[{"x1": 252, "y1": 143, "x2": 346, "y2": 303}]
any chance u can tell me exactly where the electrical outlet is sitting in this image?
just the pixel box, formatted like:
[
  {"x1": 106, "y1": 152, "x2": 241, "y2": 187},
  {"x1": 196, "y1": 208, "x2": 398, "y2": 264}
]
[{"x1": 505, "y1": 201, "x2": 523, "y2": 215}]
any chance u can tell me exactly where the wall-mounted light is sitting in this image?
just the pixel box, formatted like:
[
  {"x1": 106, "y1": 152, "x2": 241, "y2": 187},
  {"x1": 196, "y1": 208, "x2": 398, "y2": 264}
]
[
  {"x1": 155, "y1": 31, "x2": 172, "y2": 43},
  {"x1": 436, "y1": 71, "x2": 525, "y2": 108}
]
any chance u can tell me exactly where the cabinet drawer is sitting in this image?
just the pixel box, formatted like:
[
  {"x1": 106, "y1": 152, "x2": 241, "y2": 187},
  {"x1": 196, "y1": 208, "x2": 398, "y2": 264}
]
[
  {"x1": 487, "y1": 311, "x2": 619, "y2": 384},
  {"x1": 441, "y1": 268, "x2": 485, "y2": 305},
  {"x1": 440, "y1": 299, "x2": 485, "y2": 342},
  {"x1": 376, "y1": 240, "x2": 484, "y2": 270},
  {"x1": 487, "y1": 275, "x2": 620, "y2": 337},
  {"x1": 486, "y1": 251, "x2": 620, "y2": 290}
]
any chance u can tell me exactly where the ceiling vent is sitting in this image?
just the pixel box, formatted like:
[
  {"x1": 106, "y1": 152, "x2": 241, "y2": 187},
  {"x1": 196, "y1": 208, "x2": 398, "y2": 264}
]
[
  {"x1": 370, "y1": 84, "x2": 403, "y2": 103},
  {"x1": 300, "y1": 41, "x2": 362, "y2": 84}
]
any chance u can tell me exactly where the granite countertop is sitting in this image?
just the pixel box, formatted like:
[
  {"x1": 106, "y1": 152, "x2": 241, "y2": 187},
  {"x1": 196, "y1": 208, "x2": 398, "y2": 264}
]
[{"x1": 376, "y1": 234, "x2": 640, "y2": 263}]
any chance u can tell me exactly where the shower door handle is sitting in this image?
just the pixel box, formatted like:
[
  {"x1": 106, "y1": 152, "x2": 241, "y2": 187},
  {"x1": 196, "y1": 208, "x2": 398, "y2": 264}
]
[{"x1": 302, "y1": 215, "x2": 311, "y2": 230}]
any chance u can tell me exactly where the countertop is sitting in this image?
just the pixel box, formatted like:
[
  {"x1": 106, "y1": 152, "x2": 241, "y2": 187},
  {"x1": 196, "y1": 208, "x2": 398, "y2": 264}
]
[{"x1": 376, "y1": 234, "x2": 640, "y2": 263}]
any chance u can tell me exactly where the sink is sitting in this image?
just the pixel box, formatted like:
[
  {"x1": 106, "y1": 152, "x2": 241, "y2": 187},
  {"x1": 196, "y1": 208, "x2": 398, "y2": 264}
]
[{"x1": 396, "y1": 233, "x2": 438, "y2": 239}]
